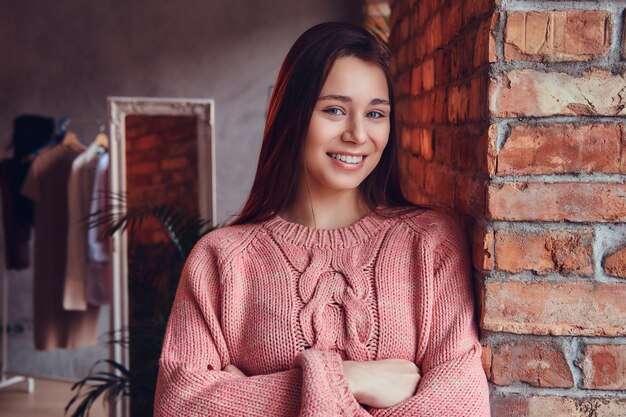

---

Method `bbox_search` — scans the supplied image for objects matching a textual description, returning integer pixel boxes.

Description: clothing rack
[0,115,110,393]
[0,236,34,393]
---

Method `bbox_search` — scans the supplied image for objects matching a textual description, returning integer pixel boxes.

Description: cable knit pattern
[154,207,490,416]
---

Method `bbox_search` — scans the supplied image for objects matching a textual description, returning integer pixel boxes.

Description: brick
[442,3,462,45]
[407,155,427,184]
[400,127,411,151]
[498,124,626,175]
[490,68,626,117]
[456,176,487,218]
[447,84,469,123]
[398,43,408,71]
[603,246,626,279]
[410,65,422,96]
[491,395,626,417]
[579,344,626,390]
[481,344,492,379]
[504,11,611,62]
[474,17,492,67]
[168,139,198,157]
[451,131,483,171]
[150,115,195,132]
[421,129,433,160]
[126,149,159,166]
[489,13,498,63]
[473,225,494,271]
[396,71,410,96]
[134,133,162,151]
[426,12,442,53]
[399,15,410,42]
[487,182,626,222]
[483,125,498,176]
[397,98,409,123]
[494,229,594,275]
[434,131,453,166]
[473,135,492,176]
[433,89,447,123]
[131,162,159,175]
[161,156,188,170]
[398,151,410,180]
[469,75,487,121]
[434,50,450,88]
[423,165,456,206]
[408,128,422,155]
[422,58,435,91]
[491,340,574,388]
[463,0,491,25]
[483,281,626,336]
[413,93,435,124]
[451,41,471,81]
[403,177,430,207]
[390,54,398,76]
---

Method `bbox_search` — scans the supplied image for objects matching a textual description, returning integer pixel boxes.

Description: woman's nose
[342,117,367,144]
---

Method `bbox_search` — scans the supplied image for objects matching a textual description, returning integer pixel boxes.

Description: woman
[154,22,490,416]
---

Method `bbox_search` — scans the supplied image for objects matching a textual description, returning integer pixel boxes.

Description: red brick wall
[388,0,626,414]
[125,115,200,413]
[125,114,199,243]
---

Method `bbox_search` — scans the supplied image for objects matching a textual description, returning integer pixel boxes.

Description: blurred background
[4,0,625,416]
[0,0,387,415]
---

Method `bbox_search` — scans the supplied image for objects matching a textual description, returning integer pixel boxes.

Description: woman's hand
[342,359,421,408]
[223,359,421,408]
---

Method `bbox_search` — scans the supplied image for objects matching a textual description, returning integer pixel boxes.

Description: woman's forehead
[320,56,389,101]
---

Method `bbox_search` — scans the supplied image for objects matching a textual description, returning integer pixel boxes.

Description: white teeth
[329,153,364,164]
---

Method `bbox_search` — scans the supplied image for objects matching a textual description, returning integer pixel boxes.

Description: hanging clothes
[86,151,111,306]
[21,139,100,351]
[0,115,55,270]
[64,136,111,311]
[0,159,33,270]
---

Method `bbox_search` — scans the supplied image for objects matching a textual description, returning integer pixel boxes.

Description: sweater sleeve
[365,215,490,417]
[154,237,365,417]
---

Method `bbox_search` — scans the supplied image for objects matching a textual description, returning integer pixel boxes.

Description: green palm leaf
[67,193,225,416]
[84,192,219,259]
[65,359,130,417]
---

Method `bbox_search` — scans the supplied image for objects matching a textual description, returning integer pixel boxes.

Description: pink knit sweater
[154,207,490,416]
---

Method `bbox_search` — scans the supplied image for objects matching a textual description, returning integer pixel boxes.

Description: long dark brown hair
[230,22,418,226]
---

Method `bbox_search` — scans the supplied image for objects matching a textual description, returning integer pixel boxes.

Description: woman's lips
[326,152,367,170]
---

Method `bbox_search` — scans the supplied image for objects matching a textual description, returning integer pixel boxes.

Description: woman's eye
[323,108,345,116]
[367,111,385,119]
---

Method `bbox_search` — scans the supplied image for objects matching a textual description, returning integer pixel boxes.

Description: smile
[327,153,365,164]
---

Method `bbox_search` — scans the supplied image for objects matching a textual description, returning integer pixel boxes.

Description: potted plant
[65,194,219,417]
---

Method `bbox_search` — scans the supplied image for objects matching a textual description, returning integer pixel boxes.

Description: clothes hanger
[92,122,109,155]
[62,130,81,147]
[93,133,109,152]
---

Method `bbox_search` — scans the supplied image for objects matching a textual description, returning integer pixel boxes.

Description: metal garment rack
[0,116,108,393]
[0,233,34,392]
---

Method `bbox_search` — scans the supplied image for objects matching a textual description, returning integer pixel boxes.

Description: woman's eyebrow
[318,94,390,106]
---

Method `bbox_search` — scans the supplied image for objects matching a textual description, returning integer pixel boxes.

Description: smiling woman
[154,22,490,417]
[298,56,391,205]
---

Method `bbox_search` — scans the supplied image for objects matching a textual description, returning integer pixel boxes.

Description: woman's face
[302,55,390,196]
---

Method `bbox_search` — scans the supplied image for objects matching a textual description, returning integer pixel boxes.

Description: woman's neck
[278,189,371,230]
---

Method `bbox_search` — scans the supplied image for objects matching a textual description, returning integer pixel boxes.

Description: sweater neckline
[262,206,390,249]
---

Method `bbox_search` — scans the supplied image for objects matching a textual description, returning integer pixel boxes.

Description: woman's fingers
[223,364,247,377]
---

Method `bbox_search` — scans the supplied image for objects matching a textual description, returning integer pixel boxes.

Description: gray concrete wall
[0,0,361,379]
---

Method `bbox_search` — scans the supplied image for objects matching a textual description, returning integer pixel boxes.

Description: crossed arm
[154,228,490,416]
